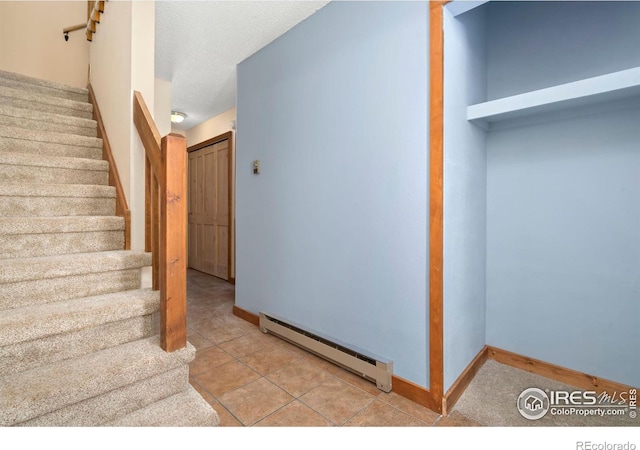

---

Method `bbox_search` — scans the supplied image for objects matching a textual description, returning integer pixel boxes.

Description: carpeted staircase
[0,70,219,427]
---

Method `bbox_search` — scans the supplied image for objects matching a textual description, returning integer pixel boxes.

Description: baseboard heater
[259,312,393,392]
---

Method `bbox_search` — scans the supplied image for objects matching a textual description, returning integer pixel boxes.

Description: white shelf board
[467,67,640,127]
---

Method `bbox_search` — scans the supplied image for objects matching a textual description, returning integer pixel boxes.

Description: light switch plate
[253,160,260,174]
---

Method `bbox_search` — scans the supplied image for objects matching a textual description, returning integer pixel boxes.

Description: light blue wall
[235,1,430,386]
[486,108,640,387]
[442,5,487,392]
[486,1,640,100]
[485,1,640,387]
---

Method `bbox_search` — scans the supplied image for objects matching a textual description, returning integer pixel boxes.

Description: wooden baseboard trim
[442,345,489,415]
[487,346,638,393]
[230,307,637,412]
[391,375,441,413]
[232,305,443,413]
[232,305,260,327]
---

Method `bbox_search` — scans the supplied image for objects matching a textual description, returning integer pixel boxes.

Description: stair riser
[0,125,100,149]
[0,230,123,259]
[0,164,108,185]
[0,114,97,137]
[0,269,142,310]
[0,71,215,428]
[0,136,102,160]
[0,95,92,120]
[0,77,88,103]
[0,197,115,217]
[105,386,220,427]
[0,316,153,377]
[17,367,189,427]
[0,337,195,426]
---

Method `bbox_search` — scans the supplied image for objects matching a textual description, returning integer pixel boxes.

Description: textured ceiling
[155,0,330,131]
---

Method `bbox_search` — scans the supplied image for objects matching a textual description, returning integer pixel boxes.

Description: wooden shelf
[467,67,640,127]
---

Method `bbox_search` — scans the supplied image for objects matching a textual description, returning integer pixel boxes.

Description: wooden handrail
[64,1,106,42]
[63,23,86,34]
[132,91,164,186]
[133,91,188,352]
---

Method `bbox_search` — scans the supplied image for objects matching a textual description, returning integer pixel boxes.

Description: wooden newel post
[160,133,188,352]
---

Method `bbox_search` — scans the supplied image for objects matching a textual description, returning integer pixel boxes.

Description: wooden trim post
[160,134,188,352]
[428,0,448,414]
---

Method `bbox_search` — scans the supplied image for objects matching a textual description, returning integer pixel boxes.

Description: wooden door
[188,138,229,280]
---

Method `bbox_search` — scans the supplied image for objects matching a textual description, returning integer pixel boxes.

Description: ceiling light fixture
[171,111,187,124]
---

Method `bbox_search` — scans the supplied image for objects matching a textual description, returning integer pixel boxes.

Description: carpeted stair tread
[0,183,114,198]
[104,385,220,427]
[0,69,88,100]
[0,315,153,378]
[0,152,109,185]
[0,216,125,258]
[0,250,151,284]
[0,152,107,172]
[0,228,123,258]
[0,183,116,217]
[0,135,103,160]
[0,216,123,234]
[0,85,92,119]
[0,336,196,426]
[0,69,218,427]
[0,94,93,120]
[1,269,144,311]
[0,124,101,148]
[0,288,159,348]
[17,367,189,427]
[0,104,96,137]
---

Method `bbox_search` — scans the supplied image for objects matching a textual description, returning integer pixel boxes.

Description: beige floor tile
[187,331,215,351]
[335,369,384,397]
[240,344,302,376]
[266,358,334,397]
[299,377,376,425]
[377,391,441,425]
[435,410,481,427]
[218,377,294,426]
[218,334,271,358]
[303,352,344,375]
[191,360,260,397]
[189,345,235,376]
[345,399,428,426]
[190,379,243,426]
[266,335,318,358]
[194,321,255,344]
[255,400,334,426]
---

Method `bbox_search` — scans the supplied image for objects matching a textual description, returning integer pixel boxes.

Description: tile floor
[186,269,476,427]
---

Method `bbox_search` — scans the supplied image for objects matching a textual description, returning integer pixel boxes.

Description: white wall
[185,108,236,147]
[236,2,429,386]
[89,0,155,252]
[0,1,89,88]
[154,78,172,137]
